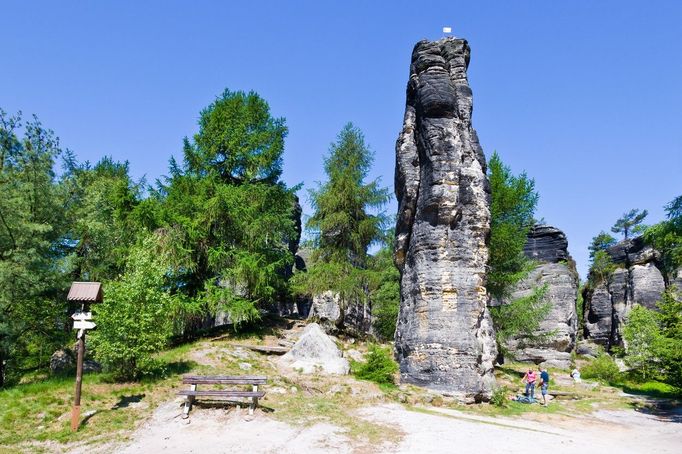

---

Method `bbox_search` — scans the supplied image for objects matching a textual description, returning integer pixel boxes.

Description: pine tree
[294,123,389,313]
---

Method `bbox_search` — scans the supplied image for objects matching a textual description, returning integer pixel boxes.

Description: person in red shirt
[521,368,537,399]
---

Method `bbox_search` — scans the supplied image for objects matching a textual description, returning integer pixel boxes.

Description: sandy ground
[87,399,681,454]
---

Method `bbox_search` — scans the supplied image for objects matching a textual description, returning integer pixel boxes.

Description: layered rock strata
[394,37,496,402]
[497,225,578,369]
[583,237,667,347]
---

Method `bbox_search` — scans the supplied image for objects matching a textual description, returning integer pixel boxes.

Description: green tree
[0,110,69,386]
[644,195,682,278]
[486,151,539,299]
[588,250,617,286]
[293,123,389,322]
[61,157,143,282]
[367,229,400,340]
[623,304,661,381]
[589,231,617,260]
[156,89,299,328]
[183,89,286,184]
[611,208,648,240]
[90,235,177,381]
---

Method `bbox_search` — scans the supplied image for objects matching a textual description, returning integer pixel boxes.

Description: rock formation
[279,323,350,374]
[583,236,667,347]
[308,291,373,336]
[393,37,496,402]
[495,225,578,369]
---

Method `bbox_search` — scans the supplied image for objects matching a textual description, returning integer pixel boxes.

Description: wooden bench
[178,375,266,418]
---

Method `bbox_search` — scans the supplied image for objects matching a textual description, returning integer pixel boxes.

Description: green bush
[581,354,621,382]
[90,236,177,381]
[352,344,398,386]
[490,386,509,407]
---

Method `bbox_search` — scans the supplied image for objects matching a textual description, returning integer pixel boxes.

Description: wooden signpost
[66,282,102,432]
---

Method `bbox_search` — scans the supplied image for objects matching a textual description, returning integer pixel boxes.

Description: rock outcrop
[308,291,372,336]
[393,37,496,402]
[497,225,578,369]
[583,236,667,347]
[279,323,350,374]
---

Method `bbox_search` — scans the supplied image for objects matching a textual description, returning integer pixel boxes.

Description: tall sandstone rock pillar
[394,38,496,402]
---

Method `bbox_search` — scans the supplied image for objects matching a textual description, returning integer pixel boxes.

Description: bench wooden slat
[182,376,267,385]
[178,390,265,398]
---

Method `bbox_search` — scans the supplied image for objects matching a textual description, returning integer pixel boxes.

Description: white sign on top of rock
[278,323,350,375]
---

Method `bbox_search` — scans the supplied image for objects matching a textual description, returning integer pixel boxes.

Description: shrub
[581,354,621,382]
[490,386,509,407]
[352,344,398,386]
[90,236,176,381]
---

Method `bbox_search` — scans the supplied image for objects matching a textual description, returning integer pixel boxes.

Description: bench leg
[182,384,197,419]
[250,385,258,416]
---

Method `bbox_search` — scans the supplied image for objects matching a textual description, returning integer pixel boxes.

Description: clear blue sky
[2,1,681,278]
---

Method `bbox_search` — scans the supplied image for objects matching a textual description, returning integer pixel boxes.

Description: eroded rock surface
[499,225,578,369]
[584,237,668,348]
[393,37,496,402]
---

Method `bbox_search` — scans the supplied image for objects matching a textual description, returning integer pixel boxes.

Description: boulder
[50,349,75,374]
[279,323,349,375]
[394,37,496,402]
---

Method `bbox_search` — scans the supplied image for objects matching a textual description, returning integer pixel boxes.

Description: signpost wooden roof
[67,282,103,304]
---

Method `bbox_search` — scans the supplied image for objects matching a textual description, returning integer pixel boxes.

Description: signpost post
[66,282,102,432]
[71,311,96,431]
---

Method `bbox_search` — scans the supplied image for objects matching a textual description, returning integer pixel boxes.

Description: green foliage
[154,90,299,329]
[487,151,539,299]
[490,285,551,357]
[611,208,648,240]
[581,354,621,382]
[622,305,660,381]
[183,89,286,183]
[294,123,388,316]
[367,241,400,340]
[490,386,509,407]
[352,344,398,385]
[622,289,682,389]
[588,250,617,286]
[576,282,585,334]
[90,236,177,381]
[61,157,143,281]
[0,110,70,386]
[644,195,682,277]
[588,231,617,260]
[307,123,388,267]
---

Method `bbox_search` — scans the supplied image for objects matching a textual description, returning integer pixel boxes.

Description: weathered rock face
[278,323,350,375]
[523,225,570,263]
[499,225,578,369]
[393,37,496,402]
[308,291,372,336]
[583,236,667,348]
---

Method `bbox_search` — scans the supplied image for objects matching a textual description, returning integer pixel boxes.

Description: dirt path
[94,399,681,454]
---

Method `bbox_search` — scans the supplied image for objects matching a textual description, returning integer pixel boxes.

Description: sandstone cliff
[583,236,667,347]
[496,225,578,369]
[394,37,496,402]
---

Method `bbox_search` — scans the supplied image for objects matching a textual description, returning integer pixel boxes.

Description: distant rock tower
[394,38,496,402]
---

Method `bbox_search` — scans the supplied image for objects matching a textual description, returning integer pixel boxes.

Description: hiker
[539,368,550,406]
[521,368,537,399]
